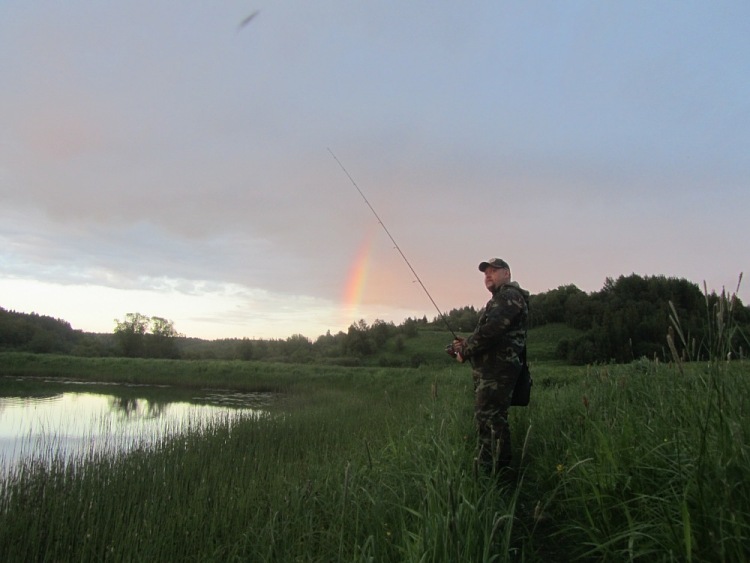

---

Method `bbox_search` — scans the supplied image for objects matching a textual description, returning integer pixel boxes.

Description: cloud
[1,1,749,340]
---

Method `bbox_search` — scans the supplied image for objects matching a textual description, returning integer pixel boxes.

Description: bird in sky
[237,10,259,31]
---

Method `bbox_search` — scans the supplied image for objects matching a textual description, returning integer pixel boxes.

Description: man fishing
[447,258,529,475]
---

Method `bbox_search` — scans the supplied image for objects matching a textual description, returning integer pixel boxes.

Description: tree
[148,316,181,359]
[437,306,480,332]
[529,284,585,327]
[314,330,347,358]
[344,319,373,357]
[0,308,80,354]
[370,319,394,350]
[284,334,313,362]
[236,338,254,361]
[114,313,150,357]
[400,318,419,338]
[150,317,178,338]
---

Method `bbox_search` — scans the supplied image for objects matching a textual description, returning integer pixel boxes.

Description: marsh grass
[513,360,749,561]
[512,280,750,562]
[2,291,750,561]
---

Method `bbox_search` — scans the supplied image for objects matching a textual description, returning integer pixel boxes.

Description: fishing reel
[446,338,467,363]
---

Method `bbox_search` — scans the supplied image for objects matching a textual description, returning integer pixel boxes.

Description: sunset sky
[2,1,748,340]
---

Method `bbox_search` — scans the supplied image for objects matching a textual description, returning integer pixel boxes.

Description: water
[0,376,272,475]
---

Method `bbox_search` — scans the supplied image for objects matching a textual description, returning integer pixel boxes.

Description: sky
[1,1,748,341]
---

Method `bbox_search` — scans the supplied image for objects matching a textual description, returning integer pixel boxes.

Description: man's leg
[475,366,519,472]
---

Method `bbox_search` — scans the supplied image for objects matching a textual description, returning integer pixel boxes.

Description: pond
[0,376,273,476]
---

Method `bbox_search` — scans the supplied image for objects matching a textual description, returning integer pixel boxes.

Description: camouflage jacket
[462,281,529,372]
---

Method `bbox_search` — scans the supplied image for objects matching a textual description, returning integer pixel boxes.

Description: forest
[1,273,748,366]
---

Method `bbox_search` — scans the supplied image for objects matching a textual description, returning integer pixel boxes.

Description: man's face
[483,266,509,292]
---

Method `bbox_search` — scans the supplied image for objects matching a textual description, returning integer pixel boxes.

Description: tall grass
[2,368,527,561]
[1,287,749,561]
[511,278,750,562]
[512,360,750,561]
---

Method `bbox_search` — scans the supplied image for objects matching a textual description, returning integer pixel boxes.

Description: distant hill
[0,307,116,356]
[2,273,747,365]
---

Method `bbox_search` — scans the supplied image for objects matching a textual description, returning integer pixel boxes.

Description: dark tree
[114,313,150,357]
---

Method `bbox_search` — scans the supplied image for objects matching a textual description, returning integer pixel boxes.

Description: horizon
[3,270,745,342]
[2,2,748,340]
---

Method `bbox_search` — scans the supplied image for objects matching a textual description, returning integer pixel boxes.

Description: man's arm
[460,288,524,358]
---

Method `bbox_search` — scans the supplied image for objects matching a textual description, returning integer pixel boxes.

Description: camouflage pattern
[460,281,529,471]
[474,364,519,469]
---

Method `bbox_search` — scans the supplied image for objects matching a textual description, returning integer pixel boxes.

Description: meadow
[1,348,748,562]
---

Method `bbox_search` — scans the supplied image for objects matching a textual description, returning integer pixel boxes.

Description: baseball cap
[478,258,509,272]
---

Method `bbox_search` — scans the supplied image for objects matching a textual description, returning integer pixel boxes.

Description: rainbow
[343,227,376,313]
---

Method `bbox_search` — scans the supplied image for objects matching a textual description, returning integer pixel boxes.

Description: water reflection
[0,376,272,475]
[108,396,168,419]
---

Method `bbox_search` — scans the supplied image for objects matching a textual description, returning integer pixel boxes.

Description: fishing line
[328,148,457,338]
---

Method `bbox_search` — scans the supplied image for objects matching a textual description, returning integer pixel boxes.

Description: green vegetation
[0,274,750,367]
[530,274,750,364]
[3,274,749,366]
[1,275,748,560]
[2,357,748,561]
[523,323,583,363]
[0,320,569,387]
[113,312,181,359]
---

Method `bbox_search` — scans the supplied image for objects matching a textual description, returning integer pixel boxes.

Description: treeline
[425,275,749,364]
[0,307,434,366]
[0,309,183,359]
[178,318,431,367]
[1,274,747,365]
[524,274,749,364]
[0,308,84,355]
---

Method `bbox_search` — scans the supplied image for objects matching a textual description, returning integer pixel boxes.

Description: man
[447,258,529,474]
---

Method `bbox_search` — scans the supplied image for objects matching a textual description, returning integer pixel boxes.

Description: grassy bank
[0,351,399,395]
[1,352,749,561]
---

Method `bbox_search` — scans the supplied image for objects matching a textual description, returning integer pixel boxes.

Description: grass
[524,323,584,363]
[517,360,750,561]
[2,358,749,561]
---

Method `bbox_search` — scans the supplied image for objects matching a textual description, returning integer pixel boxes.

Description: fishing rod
[328,148,458,339]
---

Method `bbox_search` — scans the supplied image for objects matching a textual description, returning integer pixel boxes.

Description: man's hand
[446,338,466,363]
